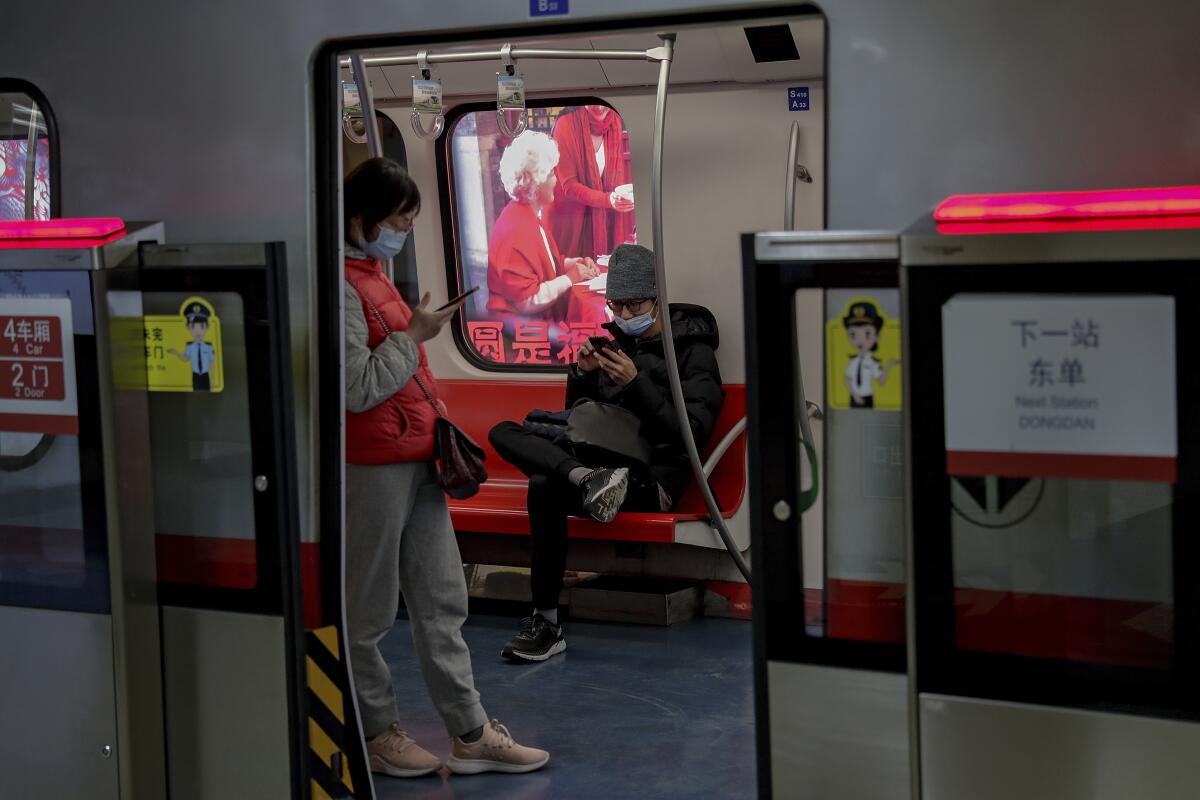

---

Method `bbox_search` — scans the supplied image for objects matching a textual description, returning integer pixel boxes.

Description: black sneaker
[502,614,566,662]
[581,467,629,523]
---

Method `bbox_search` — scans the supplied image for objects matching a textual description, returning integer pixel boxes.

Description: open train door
[138,243,312,799]
[743,231,912,799]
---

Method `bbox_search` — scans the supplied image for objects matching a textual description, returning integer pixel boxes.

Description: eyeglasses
[606,298,655,314]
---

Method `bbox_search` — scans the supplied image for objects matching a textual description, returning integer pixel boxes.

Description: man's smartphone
[587,335,618,353]
[436,286,479,311]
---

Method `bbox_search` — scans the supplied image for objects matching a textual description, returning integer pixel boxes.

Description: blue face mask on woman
[614,305,658,337]
[360,226,408,261]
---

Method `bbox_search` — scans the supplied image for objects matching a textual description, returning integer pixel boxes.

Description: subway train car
[2,1,1200,799]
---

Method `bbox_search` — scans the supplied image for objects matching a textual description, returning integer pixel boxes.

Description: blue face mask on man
[360,226,408,261]
[614,304,658,337]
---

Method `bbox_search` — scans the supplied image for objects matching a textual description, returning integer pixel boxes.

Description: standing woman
[545,104,636,260]
[343,157,548,778]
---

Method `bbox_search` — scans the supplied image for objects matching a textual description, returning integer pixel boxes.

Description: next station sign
[942,294,1177,482]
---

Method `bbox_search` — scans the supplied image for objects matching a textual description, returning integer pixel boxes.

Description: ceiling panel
[358,15,824,102]
[716,17,824,83]
[591,29,733,88]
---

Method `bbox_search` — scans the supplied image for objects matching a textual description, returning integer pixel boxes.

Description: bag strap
[363,295,444,420]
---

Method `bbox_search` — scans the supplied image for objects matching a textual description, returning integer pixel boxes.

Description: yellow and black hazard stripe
[307,626,356,799]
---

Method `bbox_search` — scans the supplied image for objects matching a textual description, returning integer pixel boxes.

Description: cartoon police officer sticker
[167,301,217,390]
[825,296,902,411]
[144,297,223,393]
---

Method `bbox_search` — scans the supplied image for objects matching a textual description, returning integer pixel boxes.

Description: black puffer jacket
[565,303,725,503]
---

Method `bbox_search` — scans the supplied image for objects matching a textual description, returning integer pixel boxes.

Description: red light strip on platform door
[934,186,1200,222]
[0,218,127,240]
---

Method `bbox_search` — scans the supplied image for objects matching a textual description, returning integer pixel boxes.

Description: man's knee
[487,420,522,453]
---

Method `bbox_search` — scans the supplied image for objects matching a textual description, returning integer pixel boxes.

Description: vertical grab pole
[782,120,819,450]
[650,33,751,582]
[784,121,800,231]
[349,54,393,279]
[24,107,39,219]
[349,55,382,159]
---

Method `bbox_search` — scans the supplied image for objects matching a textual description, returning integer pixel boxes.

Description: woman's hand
[597,347,637,386]
[565,257,601,283]
[406,292,463,344]
[575,339,603,373]
[609,191,635,213]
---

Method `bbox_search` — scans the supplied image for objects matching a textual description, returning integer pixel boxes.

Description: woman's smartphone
[436,286,479,311]
[587,335,618,353]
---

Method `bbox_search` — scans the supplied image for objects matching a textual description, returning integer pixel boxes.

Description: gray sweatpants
[345,461,487,739]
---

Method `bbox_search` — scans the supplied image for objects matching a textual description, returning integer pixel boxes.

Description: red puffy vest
[344,256,441,464]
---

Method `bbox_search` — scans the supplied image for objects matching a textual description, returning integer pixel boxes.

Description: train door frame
[901,218,1200,799]
[312,6,827,795]
[742,231,910,799]
[136,242,310,797]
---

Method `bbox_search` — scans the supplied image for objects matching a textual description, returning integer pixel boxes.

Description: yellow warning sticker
[825,295,902,411]
[144,297,223,393]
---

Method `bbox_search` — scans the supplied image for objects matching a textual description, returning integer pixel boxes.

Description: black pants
[193,371,211,391]
[489,421,659,610]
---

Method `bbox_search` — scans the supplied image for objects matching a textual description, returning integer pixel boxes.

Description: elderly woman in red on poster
[545,104,635,261]
[486,130,601,327]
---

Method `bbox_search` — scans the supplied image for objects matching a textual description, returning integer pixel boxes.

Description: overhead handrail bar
[339,46,669,70]
[411,50,445,140]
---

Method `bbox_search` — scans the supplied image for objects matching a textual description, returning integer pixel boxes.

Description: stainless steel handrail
[23,107,38,220]
[349,55,382,159]
[785,121,800,231]
[649,34,751,582]
[339,46,669,70]
[703,417,747,478]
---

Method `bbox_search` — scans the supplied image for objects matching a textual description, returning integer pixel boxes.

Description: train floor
[370,611,755,799]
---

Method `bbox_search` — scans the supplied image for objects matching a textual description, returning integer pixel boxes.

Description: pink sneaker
[446,719,549,775]
[366,723,442,778]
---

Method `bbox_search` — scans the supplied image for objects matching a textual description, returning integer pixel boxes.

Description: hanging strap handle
[362,297,443,419]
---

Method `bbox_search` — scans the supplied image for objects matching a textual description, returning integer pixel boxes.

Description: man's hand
[597,347,637,386]
[575,339,603,373]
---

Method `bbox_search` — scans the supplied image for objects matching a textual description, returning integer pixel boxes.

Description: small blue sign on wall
[788,86,810,112]
[530,0,569,16]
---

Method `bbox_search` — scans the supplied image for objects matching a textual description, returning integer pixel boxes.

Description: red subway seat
[439,381,746,543]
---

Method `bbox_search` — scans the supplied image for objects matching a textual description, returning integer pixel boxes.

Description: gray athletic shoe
[581,467,629,523]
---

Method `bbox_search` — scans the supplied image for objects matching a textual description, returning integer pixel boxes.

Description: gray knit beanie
[605,244,657,301]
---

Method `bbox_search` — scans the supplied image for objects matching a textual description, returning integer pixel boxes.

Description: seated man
[488,243,725,662]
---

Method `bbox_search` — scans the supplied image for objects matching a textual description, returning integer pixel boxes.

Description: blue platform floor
[371,612,756,800]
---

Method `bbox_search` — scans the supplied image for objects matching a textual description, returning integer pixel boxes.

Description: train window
[0,82,57,221]
[442,101,635,369]
[950,475,1173,669]
[147,291,262,593]
[906,264,1200,717]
